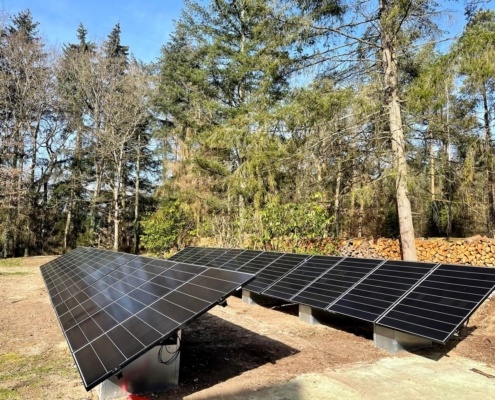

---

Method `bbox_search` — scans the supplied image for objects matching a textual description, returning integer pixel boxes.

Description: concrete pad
[214,354,495,400]
[374,324,432,353]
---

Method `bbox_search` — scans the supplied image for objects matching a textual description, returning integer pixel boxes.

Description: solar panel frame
[168,247,196,262]
[41,248,255,391]
[262,256,344,301]
[219,249,264,271]
[376,264,495,343]
[244,252,311,294]
[177,247,217,265]
[328,260,439,322]
[192,248,229,266]
[291,257,386,310]
[169,246,495,345]
[202,248,245,268]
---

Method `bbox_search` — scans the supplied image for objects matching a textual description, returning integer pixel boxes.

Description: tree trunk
[63,129,83,252]
[380,0,417,260]
[334,158,342,237]
[113,148,124,251]
[133,133,141,254]
[89,164,102,246]
[482,83,495,236]
[63,208,72,253]
[429,128,435,201]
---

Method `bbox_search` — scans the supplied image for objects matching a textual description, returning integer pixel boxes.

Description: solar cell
[180,247,217,264]
[202,248,244,268]
[220,249,263,270]
[42,248,134,308]
[262,255,338,301]
[376,264,495,343]
[168,247,195,262]
[236,251,283,275]
[193,248,229,266]
[244,253,308,294]
[41,248,254,391]
[328,260,437,322]
[291,257,383,310]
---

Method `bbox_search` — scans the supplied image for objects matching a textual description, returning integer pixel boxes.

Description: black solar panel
[377,264,495,343]
[41,248,254,391]
[168,246,495,346]
[236,251,283,274]
[193,248,229,266]
[245,253,308,294]
[179,247,216,264]
[262,255,339,301]
[168,246,196,262]
[220,249,263,271]
[42,248,135,308]
[204,249,244,268]
[291,257,383,310]
[328,260,438,322]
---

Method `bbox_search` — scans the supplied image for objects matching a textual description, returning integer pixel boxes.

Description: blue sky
[1,1,492,63]
[1,0,185,63]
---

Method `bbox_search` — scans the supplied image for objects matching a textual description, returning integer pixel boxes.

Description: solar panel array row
[41,248,254,391]
[169,247,495,344]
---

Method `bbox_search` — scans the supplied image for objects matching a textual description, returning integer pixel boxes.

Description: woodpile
[338,236,495,267]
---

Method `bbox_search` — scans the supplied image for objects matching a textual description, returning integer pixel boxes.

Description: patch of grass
[0,351,76,393]
[0,272,29,277]
[0,259,21,268]
[0,388,18,400]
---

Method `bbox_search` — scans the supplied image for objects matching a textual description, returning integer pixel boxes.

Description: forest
[1,0,495,261]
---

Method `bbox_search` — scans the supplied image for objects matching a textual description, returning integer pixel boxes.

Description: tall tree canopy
[2,2,495,258]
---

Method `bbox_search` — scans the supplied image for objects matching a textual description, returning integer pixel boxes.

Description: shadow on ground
[266,299,481,361]
[416,325,478,361]
[157,313,298,399]
[268,301,374,341]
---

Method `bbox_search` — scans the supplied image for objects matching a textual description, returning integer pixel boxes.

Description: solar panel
[291,257,383,310]
[42,248,135,308]
[244,253,308,294]
[236,251,283,274]
[168,247,196,262]
[41,248,254,391]
[193,248,229,266]
[170,247,495,346]
[376,264,495,343]
[219,249,263,271]
[262,255,339,301]
[328,260,438,322]
[203,248,244,268]
[178,247,217,264]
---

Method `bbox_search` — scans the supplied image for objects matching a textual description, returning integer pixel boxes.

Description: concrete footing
[299,304,322,325]
[97,333,181,399]
[242,290,280,306]
[374,325,432,353]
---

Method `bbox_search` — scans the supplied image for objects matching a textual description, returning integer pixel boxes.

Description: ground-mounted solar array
[376,264,495,343]
[40,248,255,391]
[328,260,438,322]
[169,247,495,345]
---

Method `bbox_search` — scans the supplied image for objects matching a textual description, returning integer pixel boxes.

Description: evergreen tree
[455,10,495,236]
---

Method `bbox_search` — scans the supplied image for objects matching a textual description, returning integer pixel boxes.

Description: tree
[455,10,495,236]
[0,10,58,256]
[155,0,293,246]
[276,0,448,259]
[57,23,96,251]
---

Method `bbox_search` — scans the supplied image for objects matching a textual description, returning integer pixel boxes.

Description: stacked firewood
[337,236,495,266]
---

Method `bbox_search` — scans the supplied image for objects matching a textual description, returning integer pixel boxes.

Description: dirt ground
[1,257,495,399]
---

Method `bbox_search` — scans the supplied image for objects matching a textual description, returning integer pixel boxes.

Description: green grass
[0,259,21,268]
[0,351,76,398]
[0,388,18,400]
[0,272,28,277]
